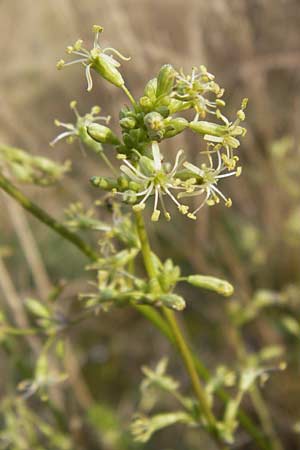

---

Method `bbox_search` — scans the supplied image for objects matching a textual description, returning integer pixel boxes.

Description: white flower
[119,142,189,221]
[179,147,242,220]
[57,25,130,91]
[50,101,110,148]
[173,66,224,119]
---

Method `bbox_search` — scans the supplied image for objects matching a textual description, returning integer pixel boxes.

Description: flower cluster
[54,25,247,221]
[173,65,225,119]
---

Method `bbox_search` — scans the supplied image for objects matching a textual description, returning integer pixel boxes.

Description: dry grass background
[0,0,300,449]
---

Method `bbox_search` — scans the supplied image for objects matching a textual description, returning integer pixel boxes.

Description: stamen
[153,187,159,211]
[169,149,184,177]
[164,187,180,207]
[55,121,75,131]
[210,184,228,203]
[70,101,80,119]
[71,50,89,58]
[132,183,153,211]
[50,131,76,147]
[158,188,171,221]
[191,191,210,215]
[62,58,87,67]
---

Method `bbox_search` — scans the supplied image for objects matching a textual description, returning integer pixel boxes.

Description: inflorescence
[54,25,247,221]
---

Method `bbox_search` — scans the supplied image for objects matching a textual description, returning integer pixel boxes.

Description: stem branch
[0,173,98,261]
[134,211,220,438]
[0,174,269,449]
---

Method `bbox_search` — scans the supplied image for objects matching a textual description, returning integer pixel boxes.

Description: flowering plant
[0,25,286,450]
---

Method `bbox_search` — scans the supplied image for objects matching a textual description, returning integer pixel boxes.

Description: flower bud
[119,117,137,129]
[87,123,120,145]
[90,176,118,190]
[156,64,176,98]
[122,190,137,204]
[164,117,188,138]
[139,96,154,111]
[117,175,129,190]
[159,294,186,311]
[168,99,191,114]
[155,105,170,118]
[189,121,228,137]
[187,275,234,297]
[144,112,165,140]
[144,78,158,101]
[78,127,103,153]
[90,48,125,88]
[144,112,164,132]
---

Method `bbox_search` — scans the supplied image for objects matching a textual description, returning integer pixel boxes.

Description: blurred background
[0,0,300,449]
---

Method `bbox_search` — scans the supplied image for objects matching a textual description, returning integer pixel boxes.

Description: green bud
[90,48,124,88]
[144,78,158,101]
[164,117,188,138]
[119,117,137,129]
[90,176,118,190]
[117,175,129,190]
[156,64,176,98]
[158,259,181,292]
[187,275,234,297]
[159,294,186,311]
[168,99,191,114]
[123,133,135,148]
[128,181,141,192]
[189,121,228,137]
[87,123,120,145]
[155,105,170,118]
[78,126,103,153]
[139,96,153,111]
[144,112,164,131]
[119,106,131,119]
[123,190,137,204]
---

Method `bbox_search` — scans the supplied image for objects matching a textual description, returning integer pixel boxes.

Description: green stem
[0,174,269,449]
[99,151,118,176]
[0,173,98,262]
[121,84,137,107]
[162,307,217,428]
[228,323,283,450]
[134,211,220,438]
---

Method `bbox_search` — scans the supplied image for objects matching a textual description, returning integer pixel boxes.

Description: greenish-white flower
[50,101,110,151]
[173,66,224,119]
[179,147,242,219]
[119,141,189,221]
[57,25,130,91]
